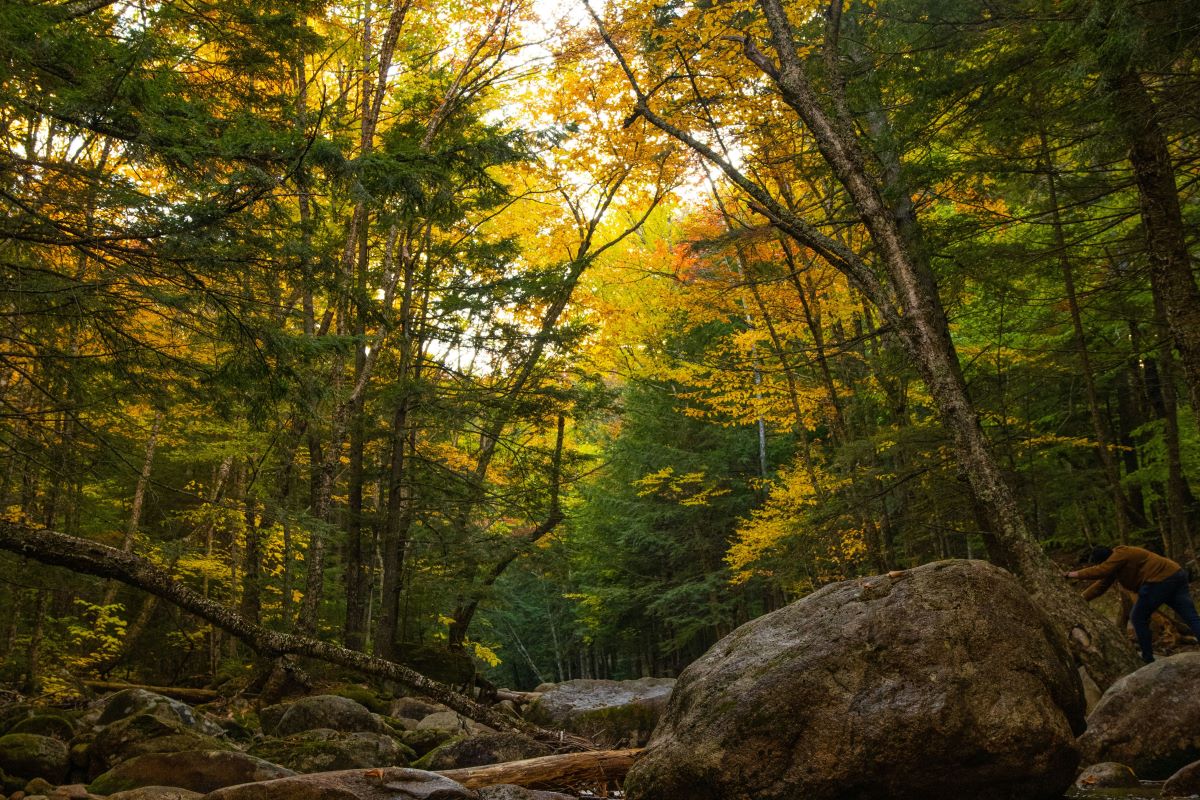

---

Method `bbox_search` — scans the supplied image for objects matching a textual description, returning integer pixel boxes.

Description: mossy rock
[258,696,385,738]
[417,732,552,771]
[88,750,294,795]
[323,685,390,715]
[97,691,218,734]
[248,729,413,773]
[0,705,37,736]
[525,678,674,747]
[0,733,70,783]
[10,715,77,742]
[395,728,458,758]
[410,736,464,771]
[89,714,228,777]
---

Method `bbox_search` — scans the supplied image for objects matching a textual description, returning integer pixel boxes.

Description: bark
[25,589,49,693]
[0,520,585,747]
[436,748,642,791]
[297,0,413,634]
[1148,300,1197,561]
[1109,71,1200,417]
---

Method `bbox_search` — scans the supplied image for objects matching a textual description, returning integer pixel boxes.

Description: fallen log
[82,680,220,704]
[437,748,642,790]
[495,689,541,704]
[0,520,582,748]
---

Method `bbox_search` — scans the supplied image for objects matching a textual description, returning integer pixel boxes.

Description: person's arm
[1081,577,1115,601]
[1068,551,1127,581]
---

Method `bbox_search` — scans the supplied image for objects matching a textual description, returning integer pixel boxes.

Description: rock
[88,714,228,776]
[417,733,552,772]
[325,686,390,716]
[23,780,54,796]
[9,718,75,743]
[382,718,417,733]
[1164,760,1200,798]
[1073,762,1140,790]
[395,730,456,759]
[414,713,466,734]
[0,735,71,784]
[624,560,1086,800]
[88,751,294,795]
[199,768,476,800]
[476,787,573,800]
[526,679,674,747]
[1078,653,1200,780]
[97,693,222,738]
[247,729,414,773]
[259,696,386,737]
[388,700,445,723]
[106,788,202,800]
[47,784,92,800]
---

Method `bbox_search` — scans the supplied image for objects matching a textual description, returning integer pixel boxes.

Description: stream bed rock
[526,679,673,748]
[1078,653,1200,780]
[624,559,1086,800]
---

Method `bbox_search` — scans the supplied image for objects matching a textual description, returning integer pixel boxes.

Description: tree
[586,0,1141,685]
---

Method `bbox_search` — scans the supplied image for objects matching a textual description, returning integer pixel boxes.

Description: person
[1065,545,1200,663]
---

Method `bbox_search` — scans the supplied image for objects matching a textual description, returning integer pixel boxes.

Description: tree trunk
[1109,71,1200,417]
[752,0,1139,686]
[591,0,1140,685]
[102,412,162,607]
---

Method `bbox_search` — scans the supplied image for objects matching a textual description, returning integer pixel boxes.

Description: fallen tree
[0,520,586,748]
[437,748,642,790]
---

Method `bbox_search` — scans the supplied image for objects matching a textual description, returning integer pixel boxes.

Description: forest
[0,0,1198,796]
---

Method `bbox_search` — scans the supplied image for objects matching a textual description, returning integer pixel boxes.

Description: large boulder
[0,734,70,783]
[525,679,674,747]
[88,751,294,795]
[199,767,476,800]
[1164,760,1200,798]
[97,692,222,737]
[259,696,386,737]
[248,729,414,773]
[624,560,1086,800]
[88,713,229,776]
[1078,653,1200,779]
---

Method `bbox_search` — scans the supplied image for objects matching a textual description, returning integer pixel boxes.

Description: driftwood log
[0,520,582,747]
[437,748,642,790]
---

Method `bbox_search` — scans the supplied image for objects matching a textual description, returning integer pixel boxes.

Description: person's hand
[1063,571,1077,579]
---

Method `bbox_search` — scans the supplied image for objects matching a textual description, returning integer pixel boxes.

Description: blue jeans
[1132,570,1200,662]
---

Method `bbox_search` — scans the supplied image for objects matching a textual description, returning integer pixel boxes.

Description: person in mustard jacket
[1066,545,1200,663]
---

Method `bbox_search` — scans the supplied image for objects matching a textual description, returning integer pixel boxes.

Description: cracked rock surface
[624,559,1086,800]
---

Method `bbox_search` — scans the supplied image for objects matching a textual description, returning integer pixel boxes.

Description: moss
[88,770,139,795]
[10,715,77,741]
[324,685,389,715]
[396,728,456,758]
[409,736,465,771]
